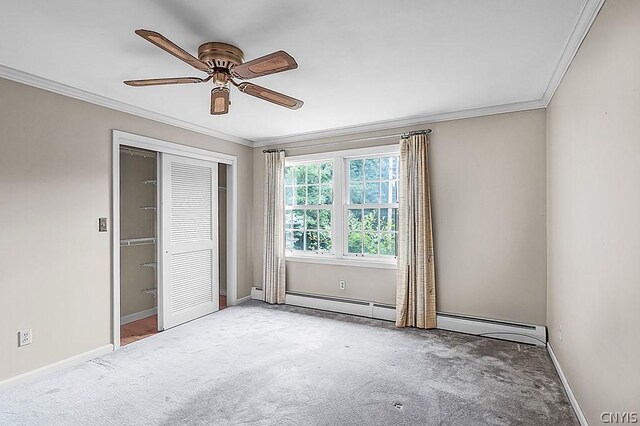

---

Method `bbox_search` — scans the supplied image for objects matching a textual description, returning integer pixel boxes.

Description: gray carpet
[0,301,577,425]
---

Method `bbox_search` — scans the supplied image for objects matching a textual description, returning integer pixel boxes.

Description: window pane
[364,158,380,180]
[349,159,363,181]
[284,166,294,185]
[319,231,332,251]
[363,233,379,255]
[320,162,333,183]
[319,209,331,230]
[380,157,390,180]
[320,185,333,204]
[379,208,398,232]
[348,209,363,230]
[285,186,294,206]
[380,233,396,256]
[295,186,306,205]
[381,156,399,180]
[350,183,364,204]
[364,182,380,203]
[305,209,318,229]
[292,231,304,250]
[348,232,363,253]
[305,231,318,251]
[379,208,390,231]
[380,181,391,203]
[307,185,319,205]
[363,208,379,231]
[391,208,398,231]
[285,231,293,250]
[307,164,319,184]
[292,209,304,229]
[285,210,293,229]
[295,165,306,185]
[390,180,398,203]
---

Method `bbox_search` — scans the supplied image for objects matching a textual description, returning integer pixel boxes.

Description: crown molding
[253,98,545,147]
[0,64,253,147]
[541,0,605,106]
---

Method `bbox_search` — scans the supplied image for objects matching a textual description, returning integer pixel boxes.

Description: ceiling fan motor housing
[198,42,244,71]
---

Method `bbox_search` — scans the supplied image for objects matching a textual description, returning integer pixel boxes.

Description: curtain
[263,151,286,304]
[396,133,436,328]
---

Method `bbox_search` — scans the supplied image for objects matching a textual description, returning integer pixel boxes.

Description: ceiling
[0,0,600,145]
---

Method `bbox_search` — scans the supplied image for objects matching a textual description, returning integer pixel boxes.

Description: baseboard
[250,287,545,346]
[547,343,588,426]
[0,344,114,390]
[235,294,252,304]
[120,307,157,325]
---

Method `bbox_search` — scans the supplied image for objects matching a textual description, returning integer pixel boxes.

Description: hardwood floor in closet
[120,296,228,346]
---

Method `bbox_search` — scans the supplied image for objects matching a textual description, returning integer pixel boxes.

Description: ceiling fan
[124,29,303,115]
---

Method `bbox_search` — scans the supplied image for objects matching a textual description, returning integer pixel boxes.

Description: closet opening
[112,130,238,351]
[119,146,159,346]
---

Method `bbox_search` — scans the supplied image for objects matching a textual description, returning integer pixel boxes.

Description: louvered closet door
[160,154,219,330]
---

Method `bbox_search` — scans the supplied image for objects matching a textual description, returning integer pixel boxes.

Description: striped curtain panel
[263,151,286,304]
[396,133,436,328]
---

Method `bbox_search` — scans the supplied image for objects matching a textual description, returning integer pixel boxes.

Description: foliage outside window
[284,161,334,254]
[346,156,399,257]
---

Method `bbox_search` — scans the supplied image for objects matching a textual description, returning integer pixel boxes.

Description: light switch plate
[98,217,108,232]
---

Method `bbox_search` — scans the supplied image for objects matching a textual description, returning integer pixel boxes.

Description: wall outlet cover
[19,329,32,347]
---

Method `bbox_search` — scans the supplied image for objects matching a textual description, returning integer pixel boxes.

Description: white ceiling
[0,0,598,145]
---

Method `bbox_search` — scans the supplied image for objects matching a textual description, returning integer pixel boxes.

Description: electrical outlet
[339,280,346,290]
[19,329,32,347]
[559,324,563,342]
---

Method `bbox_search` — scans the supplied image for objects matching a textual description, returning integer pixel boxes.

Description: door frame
[111,130,238,350]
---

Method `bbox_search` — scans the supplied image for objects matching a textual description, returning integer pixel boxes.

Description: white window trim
[284,144,400,269]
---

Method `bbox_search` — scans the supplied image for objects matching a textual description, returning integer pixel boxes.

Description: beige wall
[546,0,640,422]
[119,152,157,317]
[254,109,548,325]
[0,78,253,382]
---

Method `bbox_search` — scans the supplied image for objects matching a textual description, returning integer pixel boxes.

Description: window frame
[284,144,399,269]
[284,158,336,257]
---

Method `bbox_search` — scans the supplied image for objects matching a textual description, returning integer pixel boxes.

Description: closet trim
[111,130,239,350]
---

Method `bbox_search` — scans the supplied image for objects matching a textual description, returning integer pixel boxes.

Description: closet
[119,146,158,345]
[117,144,226,346]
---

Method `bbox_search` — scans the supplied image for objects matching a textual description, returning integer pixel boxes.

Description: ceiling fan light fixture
[211,87,230,115]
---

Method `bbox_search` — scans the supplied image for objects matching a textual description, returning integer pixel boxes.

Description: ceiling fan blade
[135,29,210,73]
[237,82,303,109]
[211,87,230,115]
[231,50,298,80]
[124,77,207,87]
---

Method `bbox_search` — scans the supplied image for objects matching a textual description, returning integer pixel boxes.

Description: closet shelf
[141,288,158,296]
[140,262,157,270]
[139,206,157,210]
[120,237,156,246]
[140,179,157,185]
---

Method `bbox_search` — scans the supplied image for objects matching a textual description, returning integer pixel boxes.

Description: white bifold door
[160,154,219,330]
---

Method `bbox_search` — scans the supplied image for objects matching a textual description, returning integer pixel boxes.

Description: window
[346,156,399,257]
[284,145,399,267]
[284,161,334,254]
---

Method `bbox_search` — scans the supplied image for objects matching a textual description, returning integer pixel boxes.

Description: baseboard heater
[250,287,546,346]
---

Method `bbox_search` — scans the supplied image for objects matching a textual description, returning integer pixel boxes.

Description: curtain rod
[401,129,432,139]
[263,129,433,153]
[262,148,286,153]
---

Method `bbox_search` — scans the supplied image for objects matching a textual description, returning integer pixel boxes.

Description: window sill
[285,255,397,270]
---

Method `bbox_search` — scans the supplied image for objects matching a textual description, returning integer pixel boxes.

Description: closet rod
[120,237,156,246]
[120,146,157,159]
